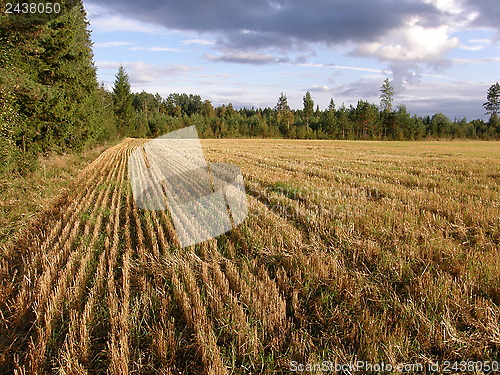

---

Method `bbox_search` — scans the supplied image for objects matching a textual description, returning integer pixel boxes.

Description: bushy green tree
[430,113,452,138]
[394,105,414,140]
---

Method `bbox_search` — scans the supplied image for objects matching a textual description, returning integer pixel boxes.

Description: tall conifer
[113,65,134,134]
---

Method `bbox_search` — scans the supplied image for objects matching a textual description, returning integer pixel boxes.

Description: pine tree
[328,98,336,112]
[484,82,500,118]
[113,65,134,134]
[303,91,314,130]
[380,78,395,112]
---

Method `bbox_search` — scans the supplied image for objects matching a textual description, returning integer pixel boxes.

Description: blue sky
[85,0,500,120]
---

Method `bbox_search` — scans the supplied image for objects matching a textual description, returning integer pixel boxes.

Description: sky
[84,0,500,120]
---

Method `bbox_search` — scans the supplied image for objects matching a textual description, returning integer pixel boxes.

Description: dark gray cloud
[204,53,289,65]
[398,80,489,120]
[462,0,500,33]
[335,78,380,99]
[90,0,440,51]
[326,78,488,120]
[400,97,486,120]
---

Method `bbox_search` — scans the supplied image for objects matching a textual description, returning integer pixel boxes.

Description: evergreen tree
[395,105,413,140]
[484,82,500,118]
[113,65,134,134]
[303,91,314,130]
[381,110,398,140]
[328,98,335,112]
[355,100,379,139]
[38,1,105,150]
[201,100,215,118]
[336,104,351,139]
[380,78,395,112]
[275,92,294,133]
[321,99,338,137]
[275,92,288,113]
[1,0,110,167]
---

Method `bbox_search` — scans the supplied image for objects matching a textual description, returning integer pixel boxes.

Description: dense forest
[1,0,499,176]
[0,0,114,175]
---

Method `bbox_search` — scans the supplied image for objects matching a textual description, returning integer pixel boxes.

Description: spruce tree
[37,0,105,151]
[113,65,134,134]
[321,99,338,137]
[275,92,293,132]
[1,0,108,166]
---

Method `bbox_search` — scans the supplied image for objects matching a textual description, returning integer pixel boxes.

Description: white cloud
[354,18,459,63]
[458,38,495,51]
[350,14,461,91]
[93,41,130,48]
[423,0,479,29]
[423,0,463,14]
[95,61,201,85]
[452,56,500,64]
[84,3,170,35]
[459,44,486,51]
[182,39,214,45]
[128,46,184,52]
[88,15,159,33]
[296,62,385,74]
[307,85,331,92]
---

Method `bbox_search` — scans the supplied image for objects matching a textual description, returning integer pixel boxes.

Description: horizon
[85,0,500,121]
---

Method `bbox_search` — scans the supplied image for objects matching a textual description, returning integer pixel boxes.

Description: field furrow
[0,138,499,373]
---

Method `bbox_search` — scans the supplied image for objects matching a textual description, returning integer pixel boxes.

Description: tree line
[113,70,500,141]
[1,0,499,177]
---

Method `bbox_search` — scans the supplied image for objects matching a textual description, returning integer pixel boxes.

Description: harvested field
[0,138,499,373]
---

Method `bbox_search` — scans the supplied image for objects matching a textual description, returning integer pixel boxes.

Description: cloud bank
[92,0,437,48]
[88,0,496,84]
